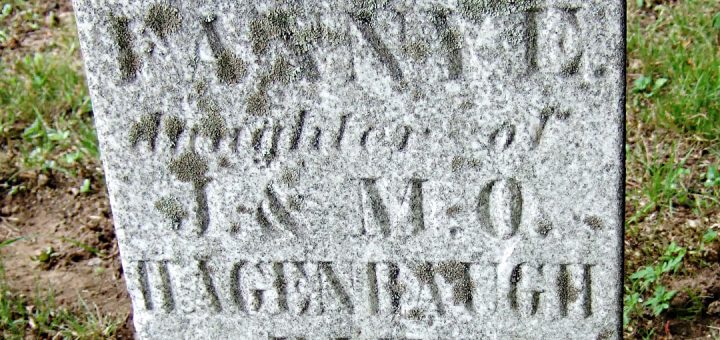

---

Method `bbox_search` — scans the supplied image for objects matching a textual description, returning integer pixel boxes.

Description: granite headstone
[73,0,625,338]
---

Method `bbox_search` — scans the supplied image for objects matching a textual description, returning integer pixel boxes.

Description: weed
[645,285,676,316]
[30,247,58,268]
[625,242,687,328]
[703,228,718,244]
[61,237,103,258]
[705,165,720,188]
[0,238,22,250]
[626,143,694,228]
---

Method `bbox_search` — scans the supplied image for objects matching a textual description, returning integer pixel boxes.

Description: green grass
[628,0,720,140]
[625,0,720,337]
[0,5,99,188]
[0,3,117,337]
[0,51,98,173]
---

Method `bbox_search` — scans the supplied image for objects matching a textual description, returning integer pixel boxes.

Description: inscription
[431,8,463,80]
[109,15,139,81]
[356,178,426,237]
[477,178,523,238]
[133,259,597,320]
[167,150,211,235]
[202,15,247,85]
[110,3,591,83]
[349,5,404,82]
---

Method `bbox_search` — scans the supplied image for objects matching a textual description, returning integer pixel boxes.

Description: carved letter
[357,178,426,237]
[477,178,523,238]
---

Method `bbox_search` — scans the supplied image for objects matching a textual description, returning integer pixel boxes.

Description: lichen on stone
[249,8,295,56]
[199,111,227,149]
[129,112,161,149]
[266,56,295,85]
[413,262,434,285]
[402,41,431,61]
[436,261,465,282]
[458,0,536,22]
[246,90,269,116]
[154,196,187,228]
[436,261,474,305]
[441,28,463,52]
[109,15,140,81]
[145,2,182,39]
[168,150,208,183]
[163,115,185,148]
[216,50,247,84]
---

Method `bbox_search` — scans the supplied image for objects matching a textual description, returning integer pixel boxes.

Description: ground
[0,0,131,338]
[1,0,720,339]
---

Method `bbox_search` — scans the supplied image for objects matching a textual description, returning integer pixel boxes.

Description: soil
[0,173,133,338]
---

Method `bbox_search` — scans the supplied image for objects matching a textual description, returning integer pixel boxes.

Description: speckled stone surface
[72,0,625,338]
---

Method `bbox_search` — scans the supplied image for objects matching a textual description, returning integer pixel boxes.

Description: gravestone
[72,0,625,338]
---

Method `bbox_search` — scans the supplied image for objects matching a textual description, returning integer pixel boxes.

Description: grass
[629,0,720,140]
[625,0,720,337]
[0,2,124,338]
[0,0,99,194]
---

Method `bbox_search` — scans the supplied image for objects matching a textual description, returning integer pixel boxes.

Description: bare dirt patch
[0,173,132,335]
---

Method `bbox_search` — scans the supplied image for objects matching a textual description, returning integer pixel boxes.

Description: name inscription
[134,259,594,320]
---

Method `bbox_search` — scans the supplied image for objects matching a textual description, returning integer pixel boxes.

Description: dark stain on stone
[535,218,553,237]
[129,112,161,150]
[145,3,181,39]
[154,196,187,229]
[168,150,211,235]
[508,263,521,311]
[202,15,247,85]
[110,15,140,81]
[163,115,185,149]
[218,156,230,168]
[407,308,423,320]
[596,329,613,340]
[199,111,227,151]
[446,204,462,217]
[584,216,603,230]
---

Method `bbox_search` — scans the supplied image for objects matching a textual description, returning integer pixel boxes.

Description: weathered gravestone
[73,0,625,338]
